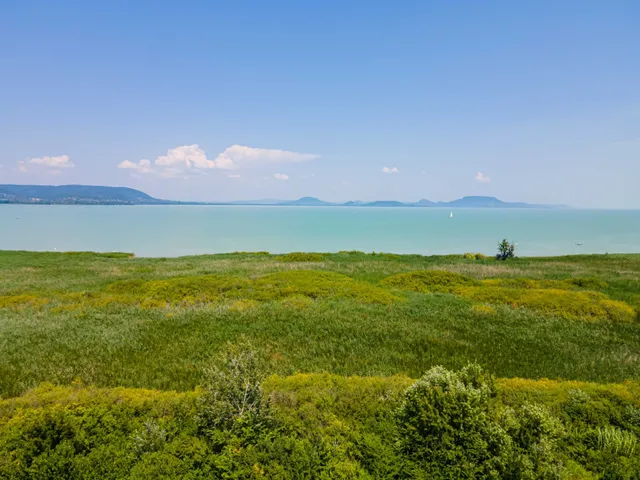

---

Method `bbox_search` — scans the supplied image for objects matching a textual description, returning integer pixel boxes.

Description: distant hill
[281,197,335,206]
[0,185,566,208]
[362,200,407,207]
[413,199,437,207]
[0,185,164,205]
[276,196,562,208]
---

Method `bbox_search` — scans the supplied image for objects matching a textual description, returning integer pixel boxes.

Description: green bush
[463,252,488,260]
[396,364,566,478]
[2,372,640,478]
[395,364,507,477]
[456,286,636,323]
[482,277,607,291]
[104,271,400,307]
[499,403,565,478]
[254,270,399,304]
[380,270,480,293]
[197,338,268,433]
[276,252,325,262]
[132,419,167,455]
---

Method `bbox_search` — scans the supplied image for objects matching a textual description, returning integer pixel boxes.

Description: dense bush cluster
[276,252,325,262]
[463,252,488,260]
[482,277,608,291]
[381,270,636,323]
[459,286,636,323]
[396,364,565,478]
[1,361,639,479]
[0,270,399,312]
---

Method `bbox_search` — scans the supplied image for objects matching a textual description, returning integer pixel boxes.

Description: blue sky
[1,1,638,207]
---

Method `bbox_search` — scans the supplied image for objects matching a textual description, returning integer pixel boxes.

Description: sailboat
[449,212,454,218]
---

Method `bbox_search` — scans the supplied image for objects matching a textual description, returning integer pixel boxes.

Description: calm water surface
[1,205,639,257]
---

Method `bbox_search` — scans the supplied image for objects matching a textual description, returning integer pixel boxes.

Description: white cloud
[382,167,399,174]
[228,174,241,178]
[475,172,491,183]
[215,145,319,169]
[274,173,289,180]
[28,155,74,169]
[17,154,74,173]
[118,159,153,173]
[155,145,218,169]
[119,144,318,178]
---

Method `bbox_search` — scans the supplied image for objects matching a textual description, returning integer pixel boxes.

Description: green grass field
[1,250,639,478]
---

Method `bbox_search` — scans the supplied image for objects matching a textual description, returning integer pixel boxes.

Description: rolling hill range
[0,184,565,208]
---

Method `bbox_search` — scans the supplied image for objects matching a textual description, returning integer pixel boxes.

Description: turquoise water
[1,205,639,257]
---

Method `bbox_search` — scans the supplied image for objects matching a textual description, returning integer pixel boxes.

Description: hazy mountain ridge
[0,185,566,208]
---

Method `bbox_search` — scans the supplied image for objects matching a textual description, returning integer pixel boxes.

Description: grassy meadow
[1,250,640,478]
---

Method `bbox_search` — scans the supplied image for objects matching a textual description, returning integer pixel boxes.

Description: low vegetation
[0,250,639,477]
[381,270,635,323]
[1,357,639,478]
[276,252,325,262]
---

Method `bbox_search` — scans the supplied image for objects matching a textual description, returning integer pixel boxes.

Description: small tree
[497,239,516,260]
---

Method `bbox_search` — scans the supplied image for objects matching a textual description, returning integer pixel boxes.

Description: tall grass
[0,251,638,399]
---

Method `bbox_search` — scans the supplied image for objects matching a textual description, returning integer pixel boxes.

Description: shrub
[497,239,516,260]
[132,420,167,455]
[483,278,542,289]
[499,403,565,478]
[456,286,636,323]
[254,270,399,305]
[600,299,637,323]
[395,364,508,477]
[103,271,398,307]
[482,277,608,291]
[276,252,325,262]
[464,252,487,260]
[197,338,268,433]
[380,270,480,293]
[396,364,566,478]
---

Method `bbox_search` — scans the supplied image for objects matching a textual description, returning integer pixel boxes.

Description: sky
[0,1,639,207]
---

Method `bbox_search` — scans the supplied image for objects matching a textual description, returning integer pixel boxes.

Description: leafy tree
[497,239,516,260]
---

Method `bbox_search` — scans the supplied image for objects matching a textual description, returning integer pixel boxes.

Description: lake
[1,205,639,257]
